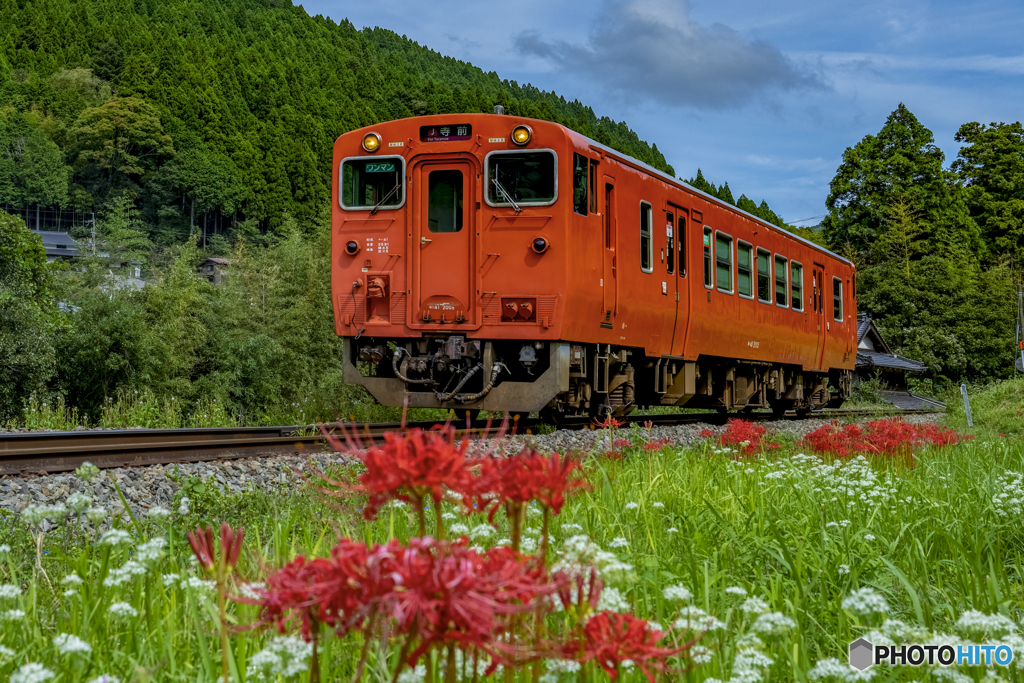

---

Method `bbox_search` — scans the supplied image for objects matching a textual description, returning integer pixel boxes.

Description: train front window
[428,170,463,233]
[486,151,556,206]
[340,157,404,210]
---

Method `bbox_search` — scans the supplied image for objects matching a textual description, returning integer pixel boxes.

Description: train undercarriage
[346,336,852,421]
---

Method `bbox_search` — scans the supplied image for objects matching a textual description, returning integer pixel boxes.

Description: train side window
[736,242,753,298]
[833,277,844,321]
[756,248,771,303]
[774,255,788,307]
[573,153,588,216]
[665,211,674,274]
[427,169,463,233]
[791,262,803,312]
[715,232,733,293]
[589,160,598,214]
[678,216,686,278]
[703,227,712,288]
[640,202,653,273]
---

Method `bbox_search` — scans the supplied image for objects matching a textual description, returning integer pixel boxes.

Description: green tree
[0,109,70,221]
[823,103,981,259]
[99,193,153,267]
[91,39,124,82]
[70,97,175,184]
[953,121,1024,262]
[0,213,57,419]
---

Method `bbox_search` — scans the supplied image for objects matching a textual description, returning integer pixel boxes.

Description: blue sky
[304,0,1024,224]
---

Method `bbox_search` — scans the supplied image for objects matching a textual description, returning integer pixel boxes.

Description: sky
[304,0,1024,225]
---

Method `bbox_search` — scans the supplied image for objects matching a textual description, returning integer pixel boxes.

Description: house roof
[857,313,891,354]
[856,350,929,373]
[200,257,231,266]
[30,230,79,257]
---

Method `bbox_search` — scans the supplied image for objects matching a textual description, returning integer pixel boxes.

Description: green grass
[945,377,1024,436]
[2,427,1024,682]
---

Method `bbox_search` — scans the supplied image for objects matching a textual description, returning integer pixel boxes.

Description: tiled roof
[856,350,928,372]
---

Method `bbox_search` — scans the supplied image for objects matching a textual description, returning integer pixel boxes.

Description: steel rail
[0,408,942,476]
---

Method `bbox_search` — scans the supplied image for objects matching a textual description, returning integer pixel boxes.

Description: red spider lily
[319,425,475,519]
[385,538,559,668]
[565,611,692,682]
[603,450,626,461]
[800,419,972,459]
[554,566,603,617]
[593,415,625,429]
[699,429,714,438]
[187,522,244,571]
[717,419,780,457]
[643,438,671,452]
[469,450,590,521]
[613,438,631,448]
[643,420,653,429]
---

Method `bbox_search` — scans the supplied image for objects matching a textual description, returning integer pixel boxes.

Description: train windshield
[340,157,404,210]
[486,151,556,206]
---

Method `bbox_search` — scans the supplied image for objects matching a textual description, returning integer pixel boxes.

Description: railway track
[0,408,942,476]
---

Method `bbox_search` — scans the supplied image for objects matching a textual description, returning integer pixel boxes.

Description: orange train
[332,111,856,419]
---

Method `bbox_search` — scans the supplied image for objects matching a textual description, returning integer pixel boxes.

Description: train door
[602,178,617,324]
[812,263,826,369]
[667,204,687,353]
[413,159,475,322]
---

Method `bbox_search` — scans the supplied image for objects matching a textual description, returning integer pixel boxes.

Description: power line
[788,214,827,225]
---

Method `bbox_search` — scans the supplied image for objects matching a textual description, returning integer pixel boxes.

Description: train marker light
[345,240,360,255]
[532,237,549,254]
[511,125,532,146]
[361,132,382,152]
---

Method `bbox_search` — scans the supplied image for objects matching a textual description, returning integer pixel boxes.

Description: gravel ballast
[0,413,945,528]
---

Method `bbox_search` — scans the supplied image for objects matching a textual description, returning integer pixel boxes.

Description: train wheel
[795,408,812,419]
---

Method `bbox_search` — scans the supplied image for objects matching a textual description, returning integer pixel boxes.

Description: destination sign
[420,124,472,142]
[365,162,396,173]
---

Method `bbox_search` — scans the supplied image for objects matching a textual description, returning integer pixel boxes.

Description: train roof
[568,128,853,267]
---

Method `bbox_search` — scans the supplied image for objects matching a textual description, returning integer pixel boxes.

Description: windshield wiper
[370,183,400,215]
[491,170,522,213]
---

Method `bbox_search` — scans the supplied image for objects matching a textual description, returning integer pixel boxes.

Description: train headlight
[345,240,360,255]
[531,237,549,254]
[511,125,532,146]
[361,132,382,152]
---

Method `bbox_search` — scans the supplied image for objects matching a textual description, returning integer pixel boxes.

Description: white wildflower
[85,676,121,683]
[0,545,9,553]
[838,565,850,575]
[733,648,774,677]
[624,502,639,511]
[725,586,748,596]
[62,573,83,586]
[246,635,313,680]
[99,529,133,546]
[10,663,55,683]
[85,507,107,524]
[662,584,692,602]
[0,645,13,659]
[691,645,713,664]
[1,609,26,621]
[666,527,678,533]
[0,584,22,599]
[740,596,771,615]
[520,536,538,552]
[103,560,147,587]
[808,657,876,681]
[561,523,583,531]
[441,512,456,520]
[863,534,875,541]
[177,496,190,516]
[955,609,1017,638]
[146,506,171,520]
[609,537,629,548]
[136,537,167,562]
[180,576,216,592]
[162,573,180,587]
[66,492,92,514]
[596,586,629,613]
[842,588,890,617]
[396,665,427,683]
[470,524,494,539]
[751,612,797,636]
[449,523,470,536]
[652,502,665,508]
[238,582,266,600]
[107,602,138,618]
[63,589,77,597]
[54,633,91,654]
[496,538,512,546]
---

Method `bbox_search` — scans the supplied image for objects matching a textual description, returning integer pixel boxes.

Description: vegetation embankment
[0,418,1022,682]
